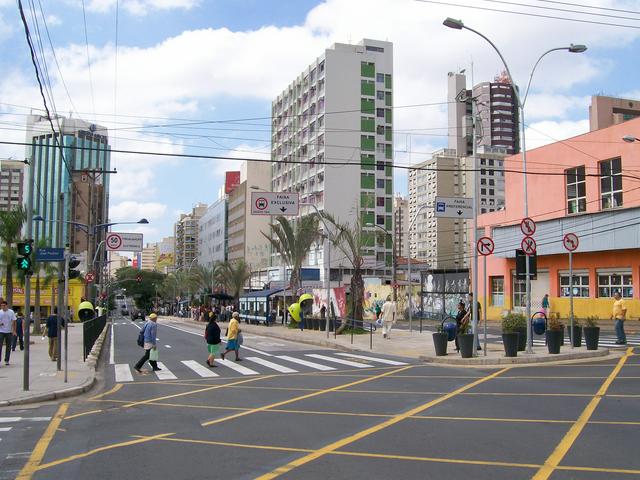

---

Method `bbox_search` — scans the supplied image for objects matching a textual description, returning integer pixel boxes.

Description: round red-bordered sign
[563,233,579,252]
[520,217,536,236]
[106,233,123,250]
[85,272,95,283]
[521,236,537,256]
[255,197,268,211]
[476,237,495,256]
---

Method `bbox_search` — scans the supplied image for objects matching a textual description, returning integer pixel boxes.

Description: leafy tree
[322,212,368,332]
[262,215,319,294]
[115,267,165,312]
[216,261,251,307]
[0,206,27,306]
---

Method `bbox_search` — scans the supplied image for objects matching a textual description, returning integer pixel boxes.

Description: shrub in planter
[433,325,448,356]
[501,315,522,358]
[457,321,474,358]
[546,317,564,354]
[568,318,582,347]
[583,316,600,350]
[503,312,527,351]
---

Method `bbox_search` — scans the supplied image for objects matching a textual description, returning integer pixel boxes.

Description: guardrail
[83,314,107,361]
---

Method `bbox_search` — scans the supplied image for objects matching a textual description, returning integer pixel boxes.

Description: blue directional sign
[36,247,65,262]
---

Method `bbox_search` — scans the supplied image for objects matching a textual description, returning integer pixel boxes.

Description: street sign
[515,250,537,279]
[476,237,495,256]
[434,196,473,219]
[36,247,65,262]
[106,232,143,252]
[250,192,300,216]
[563,233,579,252]
[521,236,537,256]
[520,217,536,236]
[85,272,95,283]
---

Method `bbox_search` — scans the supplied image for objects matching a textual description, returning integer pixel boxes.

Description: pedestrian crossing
[113,352,408,382]
[0,417,51,443]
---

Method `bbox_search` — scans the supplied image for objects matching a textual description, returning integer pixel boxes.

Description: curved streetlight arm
[523,47,571,107]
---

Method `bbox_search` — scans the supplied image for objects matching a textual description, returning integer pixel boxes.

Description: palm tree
[216,261,251,308]
[322,212,368,332]
[0,206,27,305]
[262,215,319,295]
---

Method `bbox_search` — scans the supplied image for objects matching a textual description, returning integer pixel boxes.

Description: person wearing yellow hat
[134,313,160,373]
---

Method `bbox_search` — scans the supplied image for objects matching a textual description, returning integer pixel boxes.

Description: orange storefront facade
[478,117,640,320]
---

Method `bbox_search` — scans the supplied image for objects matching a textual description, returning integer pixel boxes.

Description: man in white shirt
[381,295,397,339]
[0,300,17,366]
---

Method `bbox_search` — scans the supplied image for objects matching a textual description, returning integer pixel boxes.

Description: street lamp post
[443,17,586,353]
[407,204,429,333]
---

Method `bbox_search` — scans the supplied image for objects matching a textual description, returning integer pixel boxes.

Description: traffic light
[68,257,81,279]
[16,241,33,272]
[136,275,142,283]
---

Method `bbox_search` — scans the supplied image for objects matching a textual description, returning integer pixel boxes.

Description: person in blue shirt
[46,308,64,361]
[134,313,160,373]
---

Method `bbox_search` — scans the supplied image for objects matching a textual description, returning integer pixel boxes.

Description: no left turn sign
[476,237,495,256]
[563,233,579,252]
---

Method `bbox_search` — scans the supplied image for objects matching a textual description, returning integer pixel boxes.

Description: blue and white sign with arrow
[434,196,473,219]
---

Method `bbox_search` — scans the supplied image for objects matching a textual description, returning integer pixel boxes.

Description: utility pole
[56,193,64,372]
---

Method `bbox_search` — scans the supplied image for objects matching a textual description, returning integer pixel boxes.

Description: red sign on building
[225,171,241,194]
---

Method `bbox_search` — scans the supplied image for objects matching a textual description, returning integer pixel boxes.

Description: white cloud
[109,200,167,221]
[86,0,199,15]
[525,119,590,150]
[45,14,62,26]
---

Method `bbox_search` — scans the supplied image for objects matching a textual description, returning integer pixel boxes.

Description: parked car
[121,308,129,316]
[131,310,145,321]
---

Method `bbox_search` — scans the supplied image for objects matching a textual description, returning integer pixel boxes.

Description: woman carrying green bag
[134,313,161,373]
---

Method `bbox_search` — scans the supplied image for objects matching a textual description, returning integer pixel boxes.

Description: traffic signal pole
[22,152,35,391]
[63,251,70,382]
[56,193,65,371]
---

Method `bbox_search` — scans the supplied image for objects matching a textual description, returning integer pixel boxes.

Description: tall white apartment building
[198,196,227,269]
[271,39,394,279]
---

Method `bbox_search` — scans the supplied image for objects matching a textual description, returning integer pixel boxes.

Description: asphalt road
[3,314,639,480]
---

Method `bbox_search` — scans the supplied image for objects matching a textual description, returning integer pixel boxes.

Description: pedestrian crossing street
[114,352,408,382]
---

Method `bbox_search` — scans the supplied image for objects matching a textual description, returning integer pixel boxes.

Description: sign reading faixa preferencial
[250,192,300,216]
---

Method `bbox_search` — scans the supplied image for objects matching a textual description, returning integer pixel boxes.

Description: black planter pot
[502,332,519,357]
[318,318,327,332]
[514,327,527,351]
[546,330,563,354]
[457,333,475,358]
[583,326,600,350]
[569,325,582,347]
[433,332,448,356]
[311,317,319,330]
[560,325,566,346]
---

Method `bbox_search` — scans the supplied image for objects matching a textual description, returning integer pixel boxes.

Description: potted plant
[568,318,582,347]
[501,315,521,357]
[318,314,327,332]
[546,317,564,354]
[504,312,527,351]
[583,316,600,350]
[310,315,319,330]
[433,324,448,356]
[457,321,475,359]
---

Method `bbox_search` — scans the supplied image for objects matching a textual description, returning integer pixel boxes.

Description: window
[376,108,385,118]
[376,73,384,83]
[491,277,504,306]
[376,179,385,189]
[560,273,590,297]
[377,125,385,135]
[376,197,385,207]
[361,79,375,96]
[566,165,586,214]
[600,158,622,209]
[512,276,526,308]
[376,215,385,225]
[361,62,375,78]
[377,91,385,101]
[376,161,385,171]
[598,271,633,298]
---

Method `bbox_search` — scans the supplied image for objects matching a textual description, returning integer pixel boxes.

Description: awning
[239,287,284,300]
[208,292,235,301]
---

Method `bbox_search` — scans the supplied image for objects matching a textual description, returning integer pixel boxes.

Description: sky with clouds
[1,0,639,244]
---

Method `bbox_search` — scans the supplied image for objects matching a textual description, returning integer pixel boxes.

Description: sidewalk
[0,323,101,406]
[162,316,614,366]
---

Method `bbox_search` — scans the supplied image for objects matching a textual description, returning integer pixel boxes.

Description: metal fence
[83,314,107,360]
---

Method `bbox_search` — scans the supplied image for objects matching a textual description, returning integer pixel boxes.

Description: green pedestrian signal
[16,257,32,271]
[18,242,32,255]
[16,240,34,273]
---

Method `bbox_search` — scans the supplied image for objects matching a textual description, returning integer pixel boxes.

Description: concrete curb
[0,322,109,407]
[419,348,611,365]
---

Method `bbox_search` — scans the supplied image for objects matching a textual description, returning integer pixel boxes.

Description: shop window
[559,273,589,297]
[597,271,633,298]
[491,276,504,306]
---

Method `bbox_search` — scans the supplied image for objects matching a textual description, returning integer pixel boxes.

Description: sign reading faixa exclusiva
[106,232,144,252]
[250,192,300,216]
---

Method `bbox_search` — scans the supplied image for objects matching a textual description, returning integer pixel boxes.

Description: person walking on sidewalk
[205,314,221,367]
[0,300,17,366]
[611,291,627,345]
[221,312,242,361]
[381,296,396,339]
[134,313,161,373]
[46,308,64,362]
[12,310,24,351]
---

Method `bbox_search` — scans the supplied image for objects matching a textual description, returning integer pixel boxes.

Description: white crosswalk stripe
[276,355,336,371]
[115,364,134,382]
[0,427,12,432]
[305,354,371,368]
[215,359,259,375]
[335,353,408,366]
[181,360,219,377]
[154,362,177,380]
[244,356,298,373]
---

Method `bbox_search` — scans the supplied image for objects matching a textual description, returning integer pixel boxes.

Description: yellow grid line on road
[532,347,634,480]
[255,367,511,479]
[64,409,104,420]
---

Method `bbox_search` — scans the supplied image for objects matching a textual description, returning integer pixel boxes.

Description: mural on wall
[310,287,347,318]
[422,271,470,317]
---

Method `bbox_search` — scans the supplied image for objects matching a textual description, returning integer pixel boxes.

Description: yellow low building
[7,278,86,322]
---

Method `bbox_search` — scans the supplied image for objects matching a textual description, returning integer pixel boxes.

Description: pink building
[478,117,640,320]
